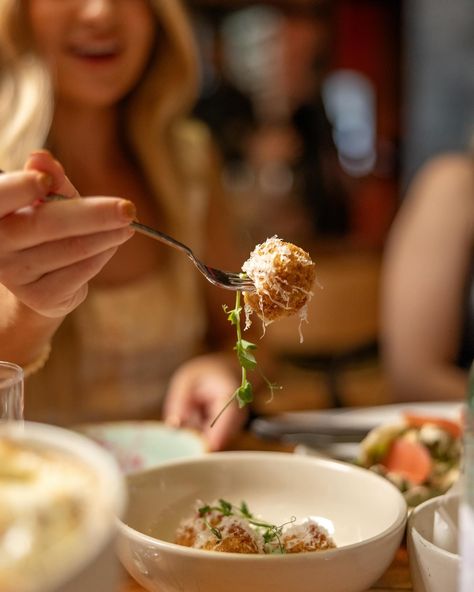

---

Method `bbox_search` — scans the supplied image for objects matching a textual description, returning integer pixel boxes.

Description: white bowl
[0,421,126,592]
[407,494,460,592]
[74,421,207,473]
[117,451,407,592]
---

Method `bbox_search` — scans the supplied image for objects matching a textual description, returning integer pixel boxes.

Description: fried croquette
[175,500,336,555]
[280,520,336,553]
[197,516,264,554]
[241,236,316,327]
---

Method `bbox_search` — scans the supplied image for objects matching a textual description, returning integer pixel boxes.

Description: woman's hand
[163,353,248,451]
[0,151,136,318]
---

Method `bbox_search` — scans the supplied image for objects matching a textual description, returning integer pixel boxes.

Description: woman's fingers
[24,150,80,200]
[0,196,136,251]
[203,404,247,452]
[14,247,120,318]
[0,150,78,218]
[0,226,134,287]
[0,170,52,218]
[163,356,245,451]
[0,152,138,318]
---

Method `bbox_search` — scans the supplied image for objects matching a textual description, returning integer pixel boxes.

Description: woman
[0,0,247,449]
[381,152,474,402]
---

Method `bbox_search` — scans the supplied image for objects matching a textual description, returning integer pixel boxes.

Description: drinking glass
[460,362,474,591]
[0,361,24,421]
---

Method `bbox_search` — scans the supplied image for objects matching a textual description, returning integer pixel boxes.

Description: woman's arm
[381,154,474,401]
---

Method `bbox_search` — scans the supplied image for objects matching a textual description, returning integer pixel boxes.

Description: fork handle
[130,221,192,258]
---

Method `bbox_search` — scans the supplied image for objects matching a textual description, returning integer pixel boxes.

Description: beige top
[24,121,214,426]
[25,251,207,427]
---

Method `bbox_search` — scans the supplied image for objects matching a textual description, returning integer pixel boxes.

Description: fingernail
[30,149,53,157]
[36,172,53,192]
[119,200,136,221]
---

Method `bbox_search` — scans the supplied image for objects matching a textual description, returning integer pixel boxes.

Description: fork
[44,194,256,292]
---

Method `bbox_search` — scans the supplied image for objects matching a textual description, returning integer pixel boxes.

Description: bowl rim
[73,419,209,451]
[407,493,460,560]
[118,450,407,561]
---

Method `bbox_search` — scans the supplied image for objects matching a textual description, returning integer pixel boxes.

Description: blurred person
[381,152,474,402]
[291,90,351,238]
[192,23,257,167]
[236,4,351,247]
[279,4,351,239]
[0,0,249,449]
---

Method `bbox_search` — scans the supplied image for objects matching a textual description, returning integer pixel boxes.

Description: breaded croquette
[241,236,316,327]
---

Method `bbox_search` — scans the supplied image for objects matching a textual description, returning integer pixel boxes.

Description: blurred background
[185,0,474,414]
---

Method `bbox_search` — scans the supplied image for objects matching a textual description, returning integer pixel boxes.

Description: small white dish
[74,420,207,473]
[407,494,460,592]
[0,421,126,592]
[117,451,407,592]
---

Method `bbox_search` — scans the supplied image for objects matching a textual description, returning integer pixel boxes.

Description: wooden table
[118,432,413,592]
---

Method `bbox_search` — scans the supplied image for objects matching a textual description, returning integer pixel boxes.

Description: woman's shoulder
[406,152,474,214]
[390,152,474,249]
[414,152,474,191]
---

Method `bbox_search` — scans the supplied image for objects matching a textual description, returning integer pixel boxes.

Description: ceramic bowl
[0,421,126,592]
[75,421,207,473]
[407,494,460,592]
[117,451,407,592]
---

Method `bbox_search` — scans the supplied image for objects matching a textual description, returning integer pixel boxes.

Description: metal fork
[45,194,256,292]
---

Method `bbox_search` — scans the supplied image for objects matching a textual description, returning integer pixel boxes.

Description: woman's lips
[69,42,122,63]
[72,53,119,64]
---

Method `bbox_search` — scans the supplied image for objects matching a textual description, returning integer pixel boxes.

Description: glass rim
[0,361,24,386]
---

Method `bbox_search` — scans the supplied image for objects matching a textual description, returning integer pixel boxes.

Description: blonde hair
[0,0,201,236]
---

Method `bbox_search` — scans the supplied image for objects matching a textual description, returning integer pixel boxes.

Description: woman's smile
[28,0,156,107]
[68,39,122,62]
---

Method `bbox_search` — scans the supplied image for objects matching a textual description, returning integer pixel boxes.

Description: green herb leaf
[218,499,233,516]
[235,341,257,370]
[240,501,253,519]
[199,498,292,554]
[240,339,257,351]
[223,303,241,326]
[236,382,253,407]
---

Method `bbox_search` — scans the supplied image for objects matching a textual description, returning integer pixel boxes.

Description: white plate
[312,401,462,430]
[252,402,463,461]
[253,401,462,435]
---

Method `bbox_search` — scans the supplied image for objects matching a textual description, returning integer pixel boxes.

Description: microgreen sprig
[210,290,280,427]
[197,498,295,553]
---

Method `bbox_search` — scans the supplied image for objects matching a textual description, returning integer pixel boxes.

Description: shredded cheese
[241,236,316,341]
[175,500,336,554]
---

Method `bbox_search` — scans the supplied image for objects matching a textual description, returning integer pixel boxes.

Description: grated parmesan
[175,500,336,555]
[241,236,316,341]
